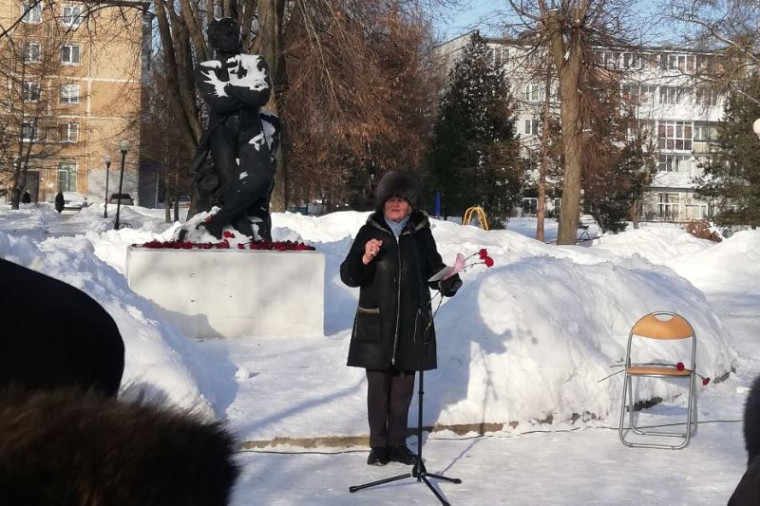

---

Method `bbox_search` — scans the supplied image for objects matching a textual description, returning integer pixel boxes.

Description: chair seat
[626,365,691,377]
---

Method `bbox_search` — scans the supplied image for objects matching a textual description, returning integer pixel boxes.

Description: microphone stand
[349,219,461,505]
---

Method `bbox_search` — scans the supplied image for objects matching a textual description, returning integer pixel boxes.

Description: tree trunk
[536,63,552,242]
[547,9,585,245]
[253,0,287,211]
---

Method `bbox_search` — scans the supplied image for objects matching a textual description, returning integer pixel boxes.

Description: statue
[180,17,280,242]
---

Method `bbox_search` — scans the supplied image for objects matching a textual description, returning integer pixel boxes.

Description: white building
[439,32,724,222]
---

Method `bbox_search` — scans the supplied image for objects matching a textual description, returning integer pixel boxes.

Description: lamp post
[753,119,760,139]
[103,154,112,218]
[113,139,130,230]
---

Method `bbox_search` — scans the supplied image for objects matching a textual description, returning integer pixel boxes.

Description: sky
[433,0,506,41]
[0,202,758,504]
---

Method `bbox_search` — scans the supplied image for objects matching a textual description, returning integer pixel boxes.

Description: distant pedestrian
[55,191,64,213]
[21,191,31,204]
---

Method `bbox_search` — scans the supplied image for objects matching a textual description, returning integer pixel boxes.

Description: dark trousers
[366,368,416,448]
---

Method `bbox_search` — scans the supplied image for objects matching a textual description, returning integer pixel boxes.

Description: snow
[1,202,758,504]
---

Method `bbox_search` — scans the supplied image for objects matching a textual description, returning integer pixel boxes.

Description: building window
[658,193,680,220]
[61,44,80,65]
[488,46,505,67]
[58,162,76,191]
[695,87,718,106]
[21,1,42,24]
[60,83,79,104]
[59,122,79,143]
[20,122,37,142]
[61,4,83,27]
[622,52,644,69]
[523,82,542,102]
[597,51,618,69]
[23,81,40,102]
[524,118,540,136]
[658,121,693,151]
[23,41,40,63]
[657,153,691,172]
[667,54,696,72]
[658,86,692,105]
[693,123,718,142]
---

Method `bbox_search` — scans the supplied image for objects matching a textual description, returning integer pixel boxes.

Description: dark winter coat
[340,210,456,371]
[0,258,124,396]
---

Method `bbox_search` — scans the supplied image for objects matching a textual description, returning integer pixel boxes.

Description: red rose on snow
[484,256,494,268]
[702,377,711,386]
[222,230,235,239]
[676,362,685,371]
[479,248,488,260]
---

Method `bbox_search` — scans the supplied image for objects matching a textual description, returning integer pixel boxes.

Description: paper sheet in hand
[427,252,465,282]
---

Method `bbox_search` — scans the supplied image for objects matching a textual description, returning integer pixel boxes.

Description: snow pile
[0,222,217,415]
[1,204,754,434]
[669,229,760,294]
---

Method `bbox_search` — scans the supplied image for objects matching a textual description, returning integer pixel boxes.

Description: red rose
[484,256,494,268]
[479,248,488,260]
[702,377,710,386]
[223,230,235,238]
[676,362,685,371]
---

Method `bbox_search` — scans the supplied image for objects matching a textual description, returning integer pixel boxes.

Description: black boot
[366,447,389,466]
[388,445,416,465]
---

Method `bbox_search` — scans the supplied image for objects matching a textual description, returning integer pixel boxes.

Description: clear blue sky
[433,0,506,41]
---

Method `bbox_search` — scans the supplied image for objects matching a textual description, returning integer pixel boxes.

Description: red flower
[479,248,488,260]
[676,362,685,371]
[484,256,494,268]
[702,377,711,386]
[222,230,235,239]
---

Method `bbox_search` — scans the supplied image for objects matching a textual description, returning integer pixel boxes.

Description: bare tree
[149,0,460,214]
[503,0,647,243]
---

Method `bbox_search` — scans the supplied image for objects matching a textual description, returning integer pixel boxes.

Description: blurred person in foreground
[340,171,461,466]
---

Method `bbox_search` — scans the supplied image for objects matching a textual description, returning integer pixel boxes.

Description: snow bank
[0,223,217,414]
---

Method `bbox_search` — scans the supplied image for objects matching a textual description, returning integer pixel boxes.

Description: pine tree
[697,75,760,228]
[429,33,522,224]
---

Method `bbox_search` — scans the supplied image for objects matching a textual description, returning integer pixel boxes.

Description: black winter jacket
[340,210,455,371]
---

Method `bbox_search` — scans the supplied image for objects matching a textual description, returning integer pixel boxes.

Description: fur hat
[374,171,420,210]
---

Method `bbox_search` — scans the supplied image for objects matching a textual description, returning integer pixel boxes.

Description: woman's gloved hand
[438,274,462,297]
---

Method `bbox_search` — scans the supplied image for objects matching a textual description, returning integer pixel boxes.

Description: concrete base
[126,247,324,339]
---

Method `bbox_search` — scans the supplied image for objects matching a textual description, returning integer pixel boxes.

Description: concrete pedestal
[126,247,324,339]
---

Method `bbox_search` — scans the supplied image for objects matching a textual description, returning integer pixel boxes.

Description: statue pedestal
[126,247,324,339]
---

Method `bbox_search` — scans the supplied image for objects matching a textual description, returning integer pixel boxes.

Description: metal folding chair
[618,311,697,449]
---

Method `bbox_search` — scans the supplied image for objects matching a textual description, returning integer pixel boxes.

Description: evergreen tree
[697,75,760,228]
[429,33,522,224]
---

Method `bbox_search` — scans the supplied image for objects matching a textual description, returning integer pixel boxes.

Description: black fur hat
[208,17,242,55]
[374,171,420,210]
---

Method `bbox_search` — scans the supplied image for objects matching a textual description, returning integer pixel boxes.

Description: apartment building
[0,0,150,204]
[439,32,725,222]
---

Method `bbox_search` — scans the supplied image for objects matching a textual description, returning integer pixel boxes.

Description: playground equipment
[462,206,490,231]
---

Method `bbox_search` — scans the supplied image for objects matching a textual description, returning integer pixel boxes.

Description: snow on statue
[180,17,281,242]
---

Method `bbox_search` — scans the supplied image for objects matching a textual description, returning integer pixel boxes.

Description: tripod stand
[349,314,461,505]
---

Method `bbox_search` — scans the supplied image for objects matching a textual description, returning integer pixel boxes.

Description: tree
[504,0,647,243]
[150,0,457,214]
[696,74,760,228]
[429,32,522,224]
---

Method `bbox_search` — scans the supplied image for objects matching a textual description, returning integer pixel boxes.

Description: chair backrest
[631,312,694,340]
[625,311,697,369]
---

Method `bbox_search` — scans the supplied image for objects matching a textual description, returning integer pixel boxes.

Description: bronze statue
[181,18,280,241]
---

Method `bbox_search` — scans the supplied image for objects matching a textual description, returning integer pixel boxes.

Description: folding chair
[618,311,697,449]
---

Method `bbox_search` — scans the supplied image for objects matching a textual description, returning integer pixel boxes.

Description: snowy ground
[1,202,758,505]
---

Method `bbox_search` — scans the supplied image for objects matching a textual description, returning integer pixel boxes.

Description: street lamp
[103,154,112,218]
[113,139,130,230]
[753,118,760,139]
